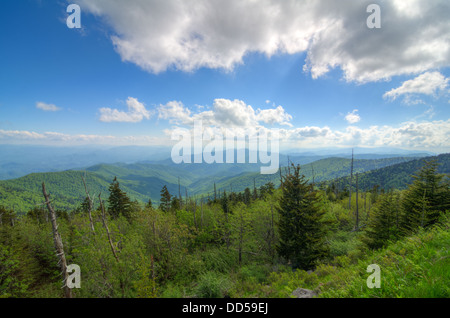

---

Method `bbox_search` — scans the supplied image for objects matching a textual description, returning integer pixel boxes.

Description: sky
[0,0,449,153]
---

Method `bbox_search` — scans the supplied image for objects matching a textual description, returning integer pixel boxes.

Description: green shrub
[195,271,232,298]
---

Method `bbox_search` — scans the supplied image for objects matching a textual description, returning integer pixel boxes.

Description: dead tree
[355,173,359,230]
[42,182,72,298]
[178,176,182,208]
[193,198,197,230]
[98,193,119,263]
[200,196,204,230]
[81,173,96,234]
[349,148,354,210]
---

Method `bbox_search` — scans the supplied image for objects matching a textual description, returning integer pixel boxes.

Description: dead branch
[81,173,96,234]
[42,182,72,298]
[98,193,120,263]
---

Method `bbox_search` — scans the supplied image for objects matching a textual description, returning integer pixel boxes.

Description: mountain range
[0,144,447,214]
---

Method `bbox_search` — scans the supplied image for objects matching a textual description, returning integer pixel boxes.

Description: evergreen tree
[276,164,329,270]
[146,199,153,210]
[399,160,449,235]
[363,192,400,249]
[243,187,252,205]
[222,190,229,214]
[159,185,172,213]
[107,177,133,221]
[170,196,181,212]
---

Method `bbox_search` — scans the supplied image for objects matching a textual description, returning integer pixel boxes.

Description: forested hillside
[0,157,448,298]
[0,155,424,213]
[324,153,450,191]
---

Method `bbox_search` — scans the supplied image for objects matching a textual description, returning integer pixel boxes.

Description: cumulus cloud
[2,119,449,151]
[99,97,151,123]
[345,109,361,124]
[76,0,450,82]
[0,129,165,146]
[257,106,293,127]
[383,71,450,103]
[157,98,292,128]
[36,102,61,112]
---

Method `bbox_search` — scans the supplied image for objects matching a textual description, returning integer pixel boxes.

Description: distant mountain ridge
[1,153,445,213]
[0,144,434,180]
[324,153,450,191]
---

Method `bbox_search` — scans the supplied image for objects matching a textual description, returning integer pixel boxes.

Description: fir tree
[363,192,400,249]
[243,187,252,205]
[107,177,133,221]
[400,159,449,235]
[222,190,229,214]
[146,199,153,210]
[170,196,181,212]
[159,185,172,213]
[276,164,329,270]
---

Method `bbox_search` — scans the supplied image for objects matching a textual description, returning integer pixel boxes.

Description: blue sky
[0,0,449,153]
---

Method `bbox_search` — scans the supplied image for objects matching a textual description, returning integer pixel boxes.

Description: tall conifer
[277,164,329,270]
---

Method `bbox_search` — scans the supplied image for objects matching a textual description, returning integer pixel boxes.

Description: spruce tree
[400,159,449,235]
[276,164,329,270]
[159,185,172,213]
[146,199,153,210]
[108,177,133,221]
[222,190,229,214]
[243,187,252,205]
[170,196,181,212]
[363,192,400,249]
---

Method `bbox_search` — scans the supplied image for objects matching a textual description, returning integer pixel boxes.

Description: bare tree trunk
[178,176,182,207]
[98,193,119,262]
[82,174,96,234]
[193,199,197,230]
[200,196,204,230]
[349,148,354,210]
[42,182,72,298]
[355,173,359,230]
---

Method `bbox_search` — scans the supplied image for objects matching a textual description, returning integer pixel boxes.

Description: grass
[239,215,450,298]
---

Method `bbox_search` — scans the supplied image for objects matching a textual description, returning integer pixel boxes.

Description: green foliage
[399,159,449,235]
[107,177,134,221]
[0,243,29,297]
[326,153,450,192]
[277,164,329,270]
[194,271,233,298]
[0,155,448,299]
[363,192,401,249]
[159,185,172,213]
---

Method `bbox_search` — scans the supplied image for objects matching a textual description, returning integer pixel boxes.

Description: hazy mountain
[0,144,435,180]
[1,153,437,213]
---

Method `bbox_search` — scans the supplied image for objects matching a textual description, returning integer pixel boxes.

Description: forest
[0,156,449,298]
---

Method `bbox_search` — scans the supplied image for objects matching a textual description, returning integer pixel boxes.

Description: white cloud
[76,0,450,82]
[36,102,61,112]
[0,129,165,146]
[157,98,292,129]
[384,71,449,102]
[257,106,293,127]
[2,119,449,151]
[99,97,151,123]
[158,100,193,125]
[345,110,361,124]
